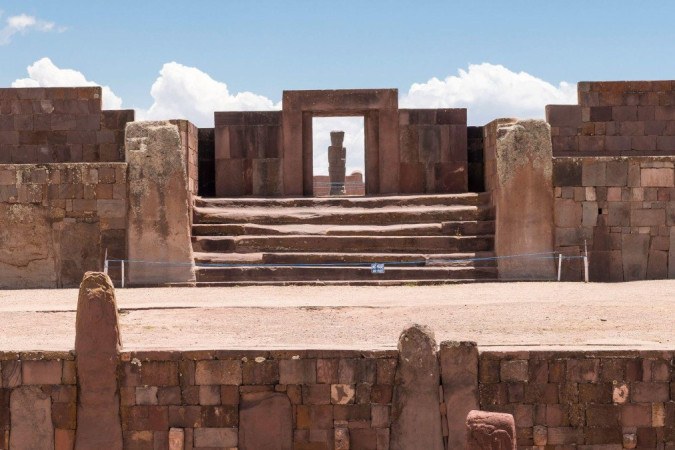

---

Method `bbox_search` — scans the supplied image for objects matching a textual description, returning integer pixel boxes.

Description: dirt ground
[0,281,673,351]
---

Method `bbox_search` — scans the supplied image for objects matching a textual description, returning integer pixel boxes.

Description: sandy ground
[0,281,673,351]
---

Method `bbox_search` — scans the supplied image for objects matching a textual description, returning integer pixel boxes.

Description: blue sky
[2,1,675,173]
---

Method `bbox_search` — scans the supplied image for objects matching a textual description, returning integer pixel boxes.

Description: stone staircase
[191,193,497,285]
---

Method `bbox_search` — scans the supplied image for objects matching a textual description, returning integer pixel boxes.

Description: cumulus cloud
[138,62,279,126]
[401,63,576,125]
[0,13,59,45]
[12,57,122,109]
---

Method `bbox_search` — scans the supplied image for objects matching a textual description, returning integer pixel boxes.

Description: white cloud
[0,13,58,45]
[138,62,279,126]
[401,63,576,125]
[12,57,123,109]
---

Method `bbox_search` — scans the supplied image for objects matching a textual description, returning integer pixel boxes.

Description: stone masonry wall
[0,87,134,163]
[0,351,77,449]
[547,81,675,156]
[398,108,468,193]
[479,350,675,449]
[0,163,127,288]
[553,156,675,281]
[119,350,396,449]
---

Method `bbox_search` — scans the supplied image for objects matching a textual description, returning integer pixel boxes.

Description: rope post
[121,260,125,288]
[103,248,108,275]
[583,240,589,283]
[557,253,563,282]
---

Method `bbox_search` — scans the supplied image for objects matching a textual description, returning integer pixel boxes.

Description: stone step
[195,266,498,283]
[193,251,497,267]
[192,235,494,254]
[194,205,494,226]
[194,192,491,209]
[192,221,495,237]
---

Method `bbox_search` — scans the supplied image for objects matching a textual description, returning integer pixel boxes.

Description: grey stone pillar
[126,121,196,285]
[75,272,123,449]
[328,131,347,195]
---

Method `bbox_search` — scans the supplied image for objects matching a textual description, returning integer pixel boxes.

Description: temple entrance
[311,116,365,197]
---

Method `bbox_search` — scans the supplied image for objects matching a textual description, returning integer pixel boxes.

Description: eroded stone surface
[10,386,54,450]
[390,324,444,450]
[466,410,516,450]
[440,341,478,450]
[75,271,123,449]
[126,121,195,284]
[239,391,292,449]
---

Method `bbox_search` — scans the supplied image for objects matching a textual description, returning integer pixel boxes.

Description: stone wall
[0,163,127,288]
[313,172,366,197]
[0,351,77,449]
[119,349,396,449]
[553,157,675,281]
[547,81,675,156]
[479,349,675,449]
[0,87,133,163]
[398,108,468,193]
[214,111,283,196]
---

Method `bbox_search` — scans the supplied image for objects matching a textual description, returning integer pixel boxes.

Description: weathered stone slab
[390,324,444,450]
[75,272,123,449]
[490,120,555,279]
[239,391,292,449]
[126,121,196,284]
[10,386,54,450]
[621,234,650,281]
[466,410,516,450]
[440,341,478,450]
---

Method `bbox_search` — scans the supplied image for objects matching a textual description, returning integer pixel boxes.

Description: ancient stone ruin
[328,131,347,196]
[0,82,674,288]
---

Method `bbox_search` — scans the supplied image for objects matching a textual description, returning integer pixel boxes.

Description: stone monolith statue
[328,131,346,195]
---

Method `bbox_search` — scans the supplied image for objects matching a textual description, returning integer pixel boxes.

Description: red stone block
[296,404,334,429]
[21,360,62,385]
[303,384,331,405]
[279,359,316,385]
[316,359,339,384]
[546,105,582,127]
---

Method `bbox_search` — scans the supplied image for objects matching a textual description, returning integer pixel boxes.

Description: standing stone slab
[440,341,479,450]
[466,410,516,450]
[126,121,196,284]
[75,272,123,449]
[239,391,292,449]
[489,119,555,280]
[390,325,444,450]
[10,386,54,450]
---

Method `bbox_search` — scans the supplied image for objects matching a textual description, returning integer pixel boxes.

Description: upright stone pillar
[484,119,555,280]
[75,272,123,449]
[440,341,479,450]
[390,325,444,450]
[126,121,196,285]
[466,410,516,450]
[328,131,347,195]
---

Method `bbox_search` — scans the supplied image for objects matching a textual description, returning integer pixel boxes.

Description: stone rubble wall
[0,87,134,163]
[0,163,127,288]
[547,81,675,156]
[553,157,675,281]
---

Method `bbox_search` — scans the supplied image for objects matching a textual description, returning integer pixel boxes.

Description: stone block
[440,341,478,450]
[582,161,607,186]
[605,136,631,152]
[631,382,670,402]
[613,106,638,121]
[399,162,425,193]
[466,410,516,450]
[390,325,443,450]
[239,392,292,450]
[566,359,599,383]
[641,168,674,187]
[195,360,242,385]
[21,360,62,385]
[279,359,316,385]
[605,161,628,186]
[657,135,675,151]
[316,359,339,384]
[302,384,330,405]
[554,198,582,228]
[578,135,604,152]
[545,105,581,128]
[296,404,333,429]
[622,234,650,280]
[331,384,355,405]
[553,159,582,186]
[193,427,238,447]
[10,386,54,450]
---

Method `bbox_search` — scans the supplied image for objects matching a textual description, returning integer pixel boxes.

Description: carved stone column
[328,131,347,195]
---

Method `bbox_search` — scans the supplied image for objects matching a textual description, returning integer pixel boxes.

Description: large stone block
[390,325,444,450]
[126,121,196,284]
[440,341,478,450]
[621,234,650,281]
[10,386,54,450]
[489,120,555,279]
[75,272,123,449]
[239,391,292,450]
